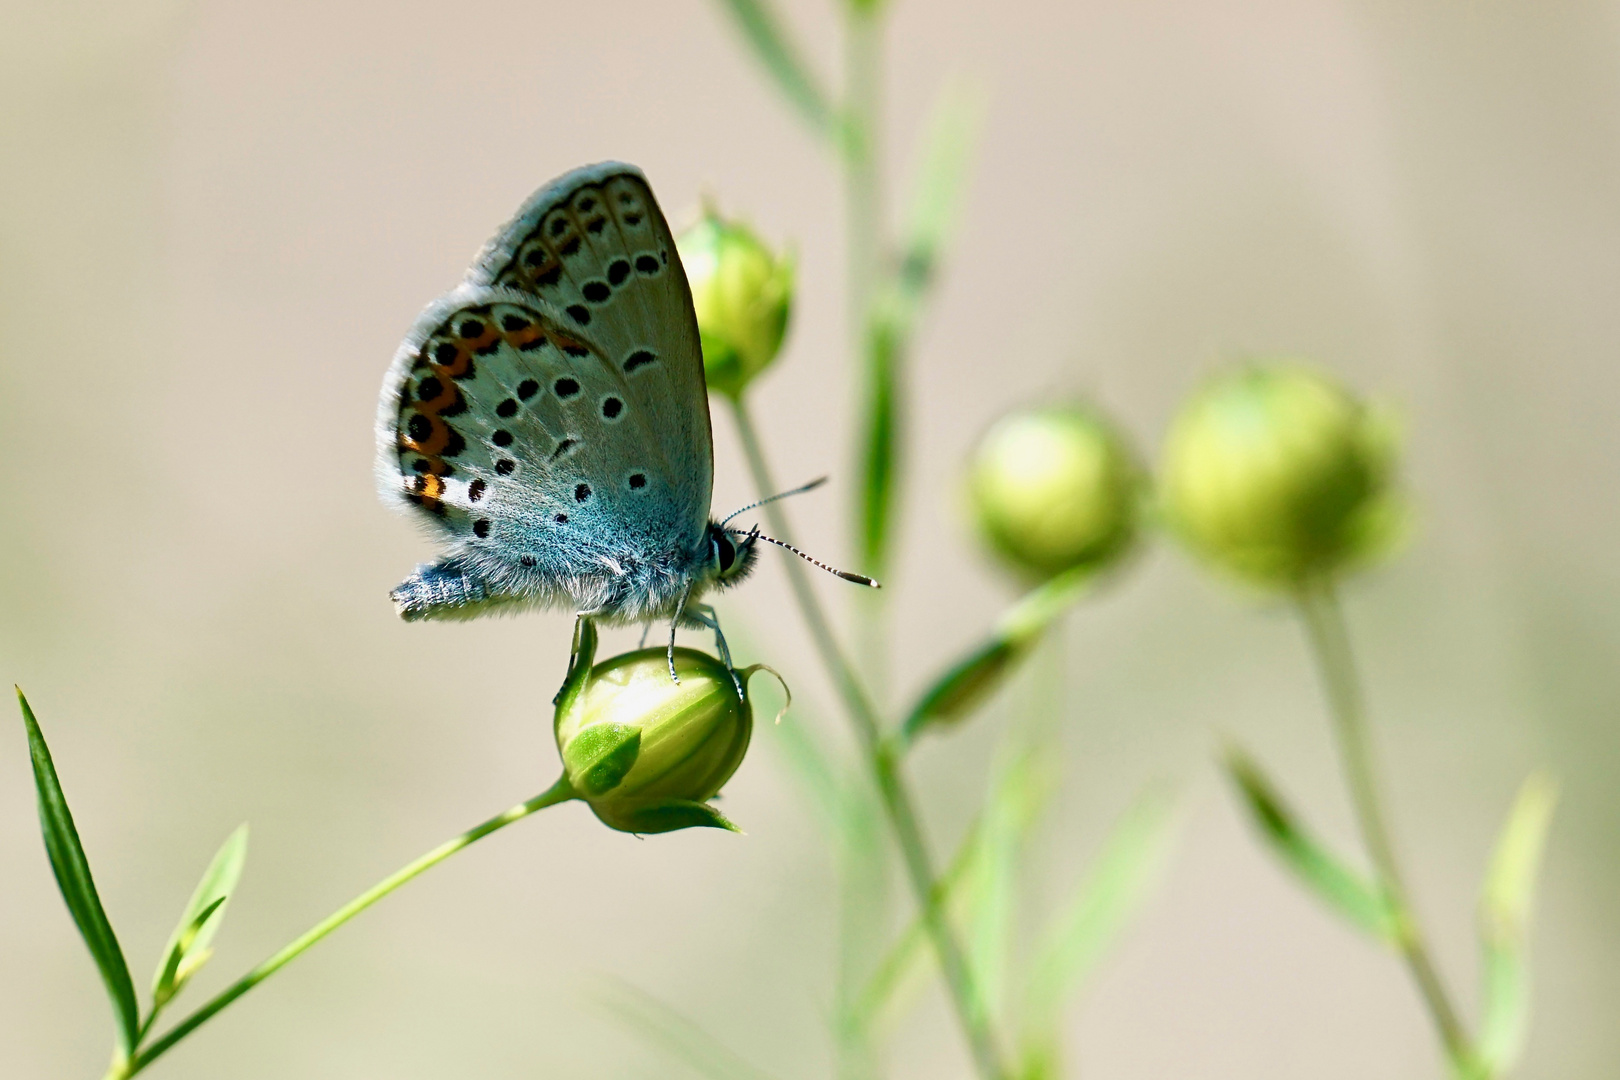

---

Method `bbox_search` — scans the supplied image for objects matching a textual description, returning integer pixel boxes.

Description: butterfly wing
[376,281,708,621]
[468,161,712,522]
[378,163,714,622]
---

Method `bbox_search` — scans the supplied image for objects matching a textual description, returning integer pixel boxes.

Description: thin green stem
[1294,578,1476,1074]
[730,397,1007,1080]
[114,776,577,1078]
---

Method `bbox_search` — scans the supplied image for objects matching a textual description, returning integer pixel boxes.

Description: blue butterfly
[376,162,871,677]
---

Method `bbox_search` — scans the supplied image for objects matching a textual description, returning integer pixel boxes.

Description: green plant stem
[110,776,577,1079]
[729,397,1006,1080]
[1294,578,1476,1074]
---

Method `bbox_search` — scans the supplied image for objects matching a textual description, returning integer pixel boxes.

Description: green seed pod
[553,619,762,834]
[1161,363,1401,587]
[677,207,795,400]
[964,403,1146,582]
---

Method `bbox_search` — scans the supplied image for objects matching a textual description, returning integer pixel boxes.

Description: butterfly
[376,161,873,678]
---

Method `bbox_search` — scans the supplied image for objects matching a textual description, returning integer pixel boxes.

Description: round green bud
[1160,363,1400,587]
[677,208,795,399]
[964,404,1145,581]
[554,625,758,834]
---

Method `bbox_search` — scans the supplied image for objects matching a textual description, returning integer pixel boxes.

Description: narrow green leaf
[594,977,785,1080]
[1019,785,1180,1068]
[856,319,899,575]
[902,565,1094,742]
[855,809,987,1030]
[855,79,986,575]
[856,746,1056,1031]
[712,0,838,142]
[896,79,986,311]
[761,697,845,831]
[17,688,140,1056]
[968,746,1059,1019]
[1476,770,1558,1074]
[1223,746,1398,941]
[151,823,248,1009]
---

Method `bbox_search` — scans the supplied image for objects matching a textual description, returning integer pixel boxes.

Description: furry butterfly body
[376,163,757,635]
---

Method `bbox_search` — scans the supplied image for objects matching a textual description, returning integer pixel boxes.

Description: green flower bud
[1161,363,1401,587]
[553,619,763,834]
[964,404,1145,582]
[677,207,795,399]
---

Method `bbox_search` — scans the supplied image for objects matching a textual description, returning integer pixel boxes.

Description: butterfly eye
[715,534,736,574]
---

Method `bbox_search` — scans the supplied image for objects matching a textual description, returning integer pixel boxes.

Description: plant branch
[730,398,1007,1080]
[113,776,577,1078]
[1294,578,1476,1074]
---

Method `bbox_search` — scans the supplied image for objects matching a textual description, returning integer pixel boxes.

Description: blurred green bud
[677,207,795,399]
[964,404,1145,582]
[553,619,762,834]
[1161,363,1401,587]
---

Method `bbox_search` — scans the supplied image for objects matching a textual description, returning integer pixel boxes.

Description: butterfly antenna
[720,477,830,529]
[729,527,881,588]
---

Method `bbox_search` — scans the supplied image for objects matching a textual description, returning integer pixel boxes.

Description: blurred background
[4,0,1618,1076]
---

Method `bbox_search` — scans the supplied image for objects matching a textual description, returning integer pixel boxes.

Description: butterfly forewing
[377,162,715,622]
[468,163,712,531]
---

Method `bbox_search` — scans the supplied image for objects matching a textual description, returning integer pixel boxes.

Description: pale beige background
[4,1,1618,1077]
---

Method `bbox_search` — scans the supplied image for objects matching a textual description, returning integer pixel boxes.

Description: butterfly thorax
[564,519,758,626]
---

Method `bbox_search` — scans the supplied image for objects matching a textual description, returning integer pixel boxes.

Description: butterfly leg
[689,603,745,698]
[667,584,695,684]
[638,621,652,650]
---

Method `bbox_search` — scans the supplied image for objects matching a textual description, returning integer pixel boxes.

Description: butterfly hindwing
[376,283,705,620]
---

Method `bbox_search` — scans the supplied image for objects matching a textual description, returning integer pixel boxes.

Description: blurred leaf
[855,808,986,1030]
[896,79,986,311]
[901,565,1094,743]
[856,744,1056,1031]
[968,745,1060,1018]
[151,823,248,1011]
[722,610,844,831]
[1019,784,1180,1072]
[856,79,985,574]
[761,695,844,830]
[1476,770,1558,1075]
[712,0,838,143]
[855,329,899,575]
[17,688,140,1056]
[833,778,892,1064]
[594,977,784,1080]
[1224,746,1398,942]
